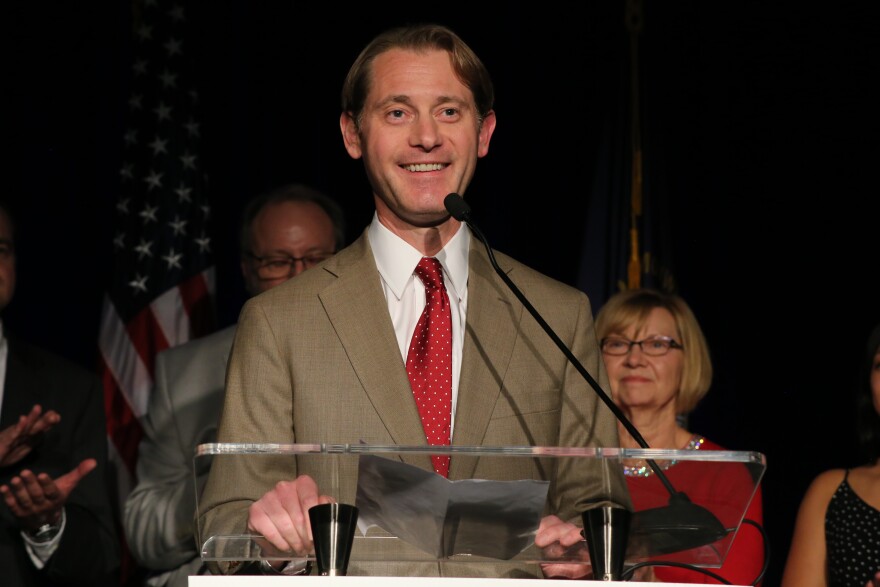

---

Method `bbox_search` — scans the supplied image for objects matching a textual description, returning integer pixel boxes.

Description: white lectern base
[190,576,736,586]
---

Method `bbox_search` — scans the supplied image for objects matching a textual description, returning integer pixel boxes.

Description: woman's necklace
[622,435,707,477]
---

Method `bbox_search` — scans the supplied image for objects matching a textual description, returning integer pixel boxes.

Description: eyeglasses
[600,336,684,356]
[245,251,333,279]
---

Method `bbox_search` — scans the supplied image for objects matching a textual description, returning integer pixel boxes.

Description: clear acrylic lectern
[194,443,765,578]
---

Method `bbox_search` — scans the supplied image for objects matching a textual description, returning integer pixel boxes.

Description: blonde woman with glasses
[596,288,765,585]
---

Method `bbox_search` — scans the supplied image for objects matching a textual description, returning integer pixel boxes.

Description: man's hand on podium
[246,474,335,555]
[534,515,591,579]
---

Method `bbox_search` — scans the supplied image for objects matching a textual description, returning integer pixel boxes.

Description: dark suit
[199,229,628,577]
[0,336,120,587]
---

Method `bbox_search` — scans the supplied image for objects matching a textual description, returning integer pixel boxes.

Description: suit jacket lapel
[319,233,432,469]
[1,339,41,428]
[450,237,520,479]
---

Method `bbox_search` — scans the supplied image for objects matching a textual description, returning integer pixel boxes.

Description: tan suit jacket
[198,229,627,577]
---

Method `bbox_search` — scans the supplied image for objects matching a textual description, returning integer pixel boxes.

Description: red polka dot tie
[406,257,452,477]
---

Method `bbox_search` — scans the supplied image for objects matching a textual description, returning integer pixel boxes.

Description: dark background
[4,2,879,584]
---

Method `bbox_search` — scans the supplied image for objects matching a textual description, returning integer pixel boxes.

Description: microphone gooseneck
[445,194,654,455]
[444,192,729,556]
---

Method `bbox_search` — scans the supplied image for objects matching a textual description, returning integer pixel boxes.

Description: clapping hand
[0,458,96,532]
[866,570,880,587]
[0,405,61,467]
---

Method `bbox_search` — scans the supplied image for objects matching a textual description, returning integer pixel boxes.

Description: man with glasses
[123,183,345,587]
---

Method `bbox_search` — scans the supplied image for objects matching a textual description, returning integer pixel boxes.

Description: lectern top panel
[195,442,766,466]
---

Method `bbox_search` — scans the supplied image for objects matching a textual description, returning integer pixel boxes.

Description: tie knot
[415,257,444,291]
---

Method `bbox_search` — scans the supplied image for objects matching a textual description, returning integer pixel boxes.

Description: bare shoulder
[782,469,845,587]
[802,468,847,503]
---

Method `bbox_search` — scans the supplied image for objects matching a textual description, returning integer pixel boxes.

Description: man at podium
[197,22,629,579]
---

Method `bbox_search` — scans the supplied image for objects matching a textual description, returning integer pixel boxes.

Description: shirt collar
[368,213,470,301]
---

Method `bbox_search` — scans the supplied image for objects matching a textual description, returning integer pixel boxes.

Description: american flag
[97,0,215,569]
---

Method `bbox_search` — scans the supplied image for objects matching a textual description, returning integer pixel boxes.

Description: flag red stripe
[179,270,210,310]
[125,305,171,378]
[179,270,216,339]
[100,355,144,478]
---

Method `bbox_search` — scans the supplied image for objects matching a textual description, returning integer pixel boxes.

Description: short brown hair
[341,23,495,128]
[239,183,346,254]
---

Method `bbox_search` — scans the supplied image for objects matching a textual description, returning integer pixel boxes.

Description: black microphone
[444,193,729,557]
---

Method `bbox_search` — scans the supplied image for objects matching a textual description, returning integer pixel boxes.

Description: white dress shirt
[367,214,469,438]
